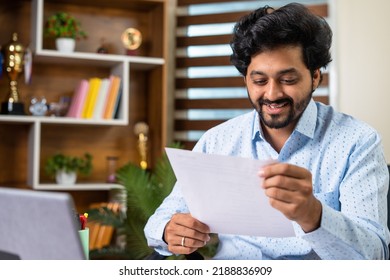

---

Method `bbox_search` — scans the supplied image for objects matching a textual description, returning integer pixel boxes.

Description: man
[144,3,390,259]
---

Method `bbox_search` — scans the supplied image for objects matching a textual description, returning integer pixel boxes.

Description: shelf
[42,0,164,11]
[31,0,166,61]
[0,115,128,126]
[34,183,124,191]
[34,49,165,70]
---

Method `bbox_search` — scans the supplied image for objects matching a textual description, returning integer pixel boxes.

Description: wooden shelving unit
[0,0,173,209]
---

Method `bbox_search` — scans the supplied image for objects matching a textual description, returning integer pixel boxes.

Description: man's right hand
[164,213,210,255]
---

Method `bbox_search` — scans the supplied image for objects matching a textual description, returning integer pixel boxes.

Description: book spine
[67,79,89,118]
[83,78,102,119]
[92,78,110,120]
[103,76,121,119]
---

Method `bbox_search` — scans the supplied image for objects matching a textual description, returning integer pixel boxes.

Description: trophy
[133,121,149,170]
[1,32,26,115]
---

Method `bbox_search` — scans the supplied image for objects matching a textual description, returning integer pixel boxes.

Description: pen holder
[78,228,89,259]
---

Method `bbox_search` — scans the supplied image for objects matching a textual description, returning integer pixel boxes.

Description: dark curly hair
[230,3,332,80]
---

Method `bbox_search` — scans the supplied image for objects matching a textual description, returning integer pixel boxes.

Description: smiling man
[144,3,390,260]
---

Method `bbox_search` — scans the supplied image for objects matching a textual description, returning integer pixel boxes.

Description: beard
[250,91,313,129]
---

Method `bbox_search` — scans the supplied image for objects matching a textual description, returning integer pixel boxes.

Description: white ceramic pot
[55,38,76,53]
[56,170,77,185]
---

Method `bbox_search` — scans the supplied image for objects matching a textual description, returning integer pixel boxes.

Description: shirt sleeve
[143,135,210,256]
[143,182,189,256]
[299,131,390,259]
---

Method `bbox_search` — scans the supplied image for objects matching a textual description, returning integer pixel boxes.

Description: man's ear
[313,69,321,89]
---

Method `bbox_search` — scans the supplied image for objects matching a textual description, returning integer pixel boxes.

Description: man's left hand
[259,162,322,232]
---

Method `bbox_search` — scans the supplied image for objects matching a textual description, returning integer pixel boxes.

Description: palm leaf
[116,164,156,220]
[87,206,124,227]
[152,143,181,199]
[123,218,153,259]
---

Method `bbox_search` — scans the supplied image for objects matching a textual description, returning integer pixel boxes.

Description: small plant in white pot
[44,11,87,52]
[45,153,93,185]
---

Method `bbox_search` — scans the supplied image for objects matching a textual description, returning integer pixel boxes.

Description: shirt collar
[251,98,317,140]
[295,98,317,139]
[252,110,262,140]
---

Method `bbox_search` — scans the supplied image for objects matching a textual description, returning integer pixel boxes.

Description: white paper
[165,148,295,237]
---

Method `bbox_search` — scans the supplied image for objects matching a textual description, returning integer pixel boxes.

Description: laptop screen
[0,187,86,260]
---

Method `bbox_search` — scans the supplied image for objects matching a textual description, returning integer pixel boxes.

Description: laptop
[0,187,86,260]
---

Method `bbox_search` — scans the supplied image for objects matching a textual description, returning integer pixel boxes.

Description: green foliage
[88,143,218,260]
[44,153,93,177]
[44,12,87,40]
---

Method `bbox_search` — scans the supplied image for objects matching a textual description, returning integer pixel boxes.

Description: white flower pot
[56,170,77,185]
[55,38,76,53]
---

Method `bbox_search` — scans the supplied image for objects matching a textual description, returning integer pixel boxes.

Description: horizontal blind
[175,0,329,149]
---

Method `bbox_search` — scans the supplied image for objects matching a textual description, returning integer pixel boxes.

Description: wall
[332,0,390,162]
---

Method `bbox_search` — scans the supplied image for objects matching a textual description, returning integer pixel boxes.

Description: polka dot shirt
[144,100,390,259]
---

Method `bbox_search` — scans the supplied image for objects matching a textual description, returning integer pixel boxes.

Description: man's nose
[264,80,283,100]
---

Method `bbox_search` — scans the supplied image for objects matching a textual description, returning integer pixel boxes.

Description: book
[92,78,110,119]
[88,221,101,250]
[88,202,119,250]
[94,202,120,249]
[111,83,123,119]
[103,75,121,119]
[82,77,102,119]
[66,79,89,118]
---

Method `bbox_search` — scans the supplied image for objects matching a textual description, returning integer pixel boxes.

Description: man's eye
[254,79,267,85]
[281,79,296,84]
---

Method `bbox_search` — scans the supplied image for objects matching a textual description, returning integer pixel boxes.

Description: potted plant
[45,153,93,185]
[44,11,87,52]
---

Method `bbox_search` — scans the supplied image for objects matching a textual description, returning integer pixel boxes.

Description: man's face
[245,45,320,130]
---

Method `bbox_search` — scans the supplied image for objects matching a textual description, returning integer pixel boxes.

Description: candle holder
[106,156,118,183]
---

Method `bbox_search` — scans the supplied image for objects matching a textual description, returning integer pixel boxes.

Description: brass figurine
[133,121,149,170]
[1,32,26,115]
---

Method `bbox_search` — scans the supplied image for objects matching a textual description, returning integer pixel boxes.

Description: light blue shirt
[144,100,390,259]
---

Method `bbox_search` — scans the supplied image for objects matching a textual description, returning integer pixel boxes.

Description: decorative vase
[55,38,76,53]
[56,170,77,185]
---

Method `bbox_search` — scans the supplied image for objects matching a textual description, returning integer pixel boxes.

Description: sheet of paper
[165,148,295,237]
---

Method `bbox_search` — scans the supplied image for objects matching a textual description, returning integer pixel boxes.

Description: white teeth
[269,104,284,109]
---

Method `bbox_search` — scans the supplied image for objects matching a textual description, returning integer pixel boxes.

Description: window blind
[175,0,329,149]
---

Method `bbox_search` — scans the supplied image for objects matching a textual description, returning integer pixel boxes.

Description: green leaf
[87,207,124,228]
[44,152,93,177]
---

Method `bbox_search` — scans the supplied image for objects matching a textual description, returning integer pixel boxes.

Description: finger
[171,226,210,244]
[178,235,207,248]
[262,174,303,191]
[264,186,295,203]
[259,163,309,180]
[169,213,210,242]
[167,242,197,255]
[164,214,210,248]
[167,234,208,255]
[171,213,210,234]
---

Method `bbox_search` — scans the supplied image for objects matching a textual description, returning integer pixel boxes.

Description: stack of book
[66,75,122,120]
[88,202,121,251]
